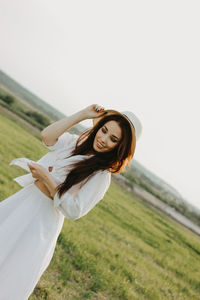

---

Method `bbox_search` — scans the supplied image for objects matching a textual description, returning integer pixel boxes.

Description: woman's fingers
[94,104,105,112]
[27,163,34,172]
[28,162,39,170]
[27,162,35,170]
[27,163,38,178]
[83,104,106,119]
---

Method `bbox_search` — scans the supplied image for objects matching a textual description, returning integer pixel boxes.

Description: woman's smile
[96,140,105,149]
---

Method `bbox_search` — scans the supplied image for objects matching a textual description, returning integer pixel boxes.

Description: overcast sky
[0,0,199,209]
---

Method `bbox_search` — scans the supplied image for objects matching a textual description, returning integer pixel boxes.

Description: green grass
[1,112,200,300]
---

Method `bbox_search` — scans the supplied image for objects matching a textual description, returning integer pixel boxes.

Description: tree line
[0,91,51,129]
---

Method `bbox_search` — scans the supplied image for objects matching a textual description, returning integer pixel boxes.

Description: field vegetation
[1,113,200,300]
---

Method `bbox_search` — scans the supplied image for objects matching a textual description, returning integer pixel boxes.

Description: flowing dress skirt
[0,183,65,300]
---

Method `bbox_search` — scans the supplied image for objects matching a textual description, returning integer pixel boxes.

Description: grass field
[1,112,200,300]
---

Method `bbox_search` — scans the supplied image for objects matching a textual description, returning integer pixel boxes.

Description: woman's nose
[101,135,107,145]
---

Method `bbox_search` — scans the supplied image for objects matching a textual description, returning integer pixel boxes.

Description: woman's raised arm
[40,110,86,146]
[41,104,106,146]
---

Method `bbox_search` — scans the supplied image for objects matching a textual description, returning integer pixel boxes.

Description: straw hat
[92,109,143,141]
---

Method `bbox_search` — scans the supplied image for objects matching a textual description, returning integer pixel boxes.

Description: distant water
[133,185,200,236]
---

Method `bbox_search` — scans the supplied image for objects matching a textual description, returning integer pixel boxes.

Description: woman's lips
[97,141,104,149]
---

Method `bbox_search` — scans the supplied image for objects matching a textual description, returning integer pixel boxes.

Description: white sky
[0,0,199,209]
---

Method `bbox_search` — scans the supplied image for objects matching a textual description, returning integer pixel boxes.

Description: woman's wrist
[34,179,52,199]
[75,110,88,121]
[41,110,87,143]
[41,173,58,198]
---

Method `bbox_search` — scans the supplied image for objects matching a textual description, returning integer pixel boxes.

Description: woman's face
[93,120,122,153]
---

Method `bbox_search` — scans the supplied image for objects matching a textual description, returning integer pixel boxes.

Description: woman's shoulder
[42,131,79,152]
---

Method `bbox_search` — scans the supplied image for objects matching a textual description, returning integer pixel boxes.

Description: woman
[0,104,142,300]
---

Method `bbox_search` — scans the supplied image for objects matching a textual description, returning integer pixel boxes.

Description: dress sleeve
[53,170,111,220]
[42,131,79,151]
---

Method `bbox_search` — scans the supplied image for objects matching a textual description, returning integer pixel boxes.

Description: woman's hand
[82,104,107,120]
[28,163,58,199]
[27,163,49,181]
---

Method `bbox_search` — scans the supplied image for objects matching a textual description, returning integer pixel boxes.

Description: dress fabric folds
[0,132,111,300]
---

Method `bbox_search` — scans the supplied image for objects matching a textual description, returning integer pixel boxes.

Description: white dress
[0,132,111,300]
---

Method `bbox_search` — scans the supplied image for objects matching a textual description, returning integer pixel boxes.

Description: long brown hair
[56,112,136,198]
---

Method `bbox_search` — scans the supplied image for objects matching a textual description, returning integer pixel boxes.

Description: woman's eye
[102,128,117,142]
[111,138,117,143]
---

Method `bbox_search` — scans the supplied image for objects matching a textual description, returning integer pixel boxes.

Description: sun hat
[121,111,143,141]
[92,109,143,141]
